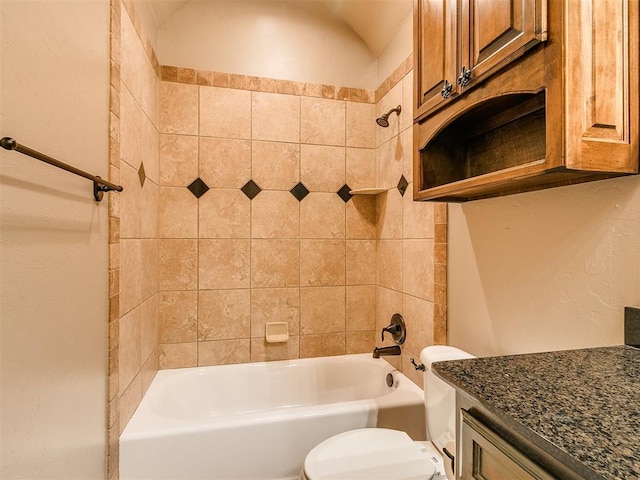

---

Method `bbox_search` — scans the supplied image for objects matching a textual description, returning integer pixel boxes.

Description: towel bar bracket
[93,177,120,201]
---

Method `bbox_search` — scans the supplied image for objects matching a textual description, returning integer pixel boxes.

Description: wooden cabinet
[462,0,547,89]
[414,0,459,116]
[564,0,637,172]
[414,0,547,122]
[455,396,591,480]
[413,0,639,202]
[460,410,555,480]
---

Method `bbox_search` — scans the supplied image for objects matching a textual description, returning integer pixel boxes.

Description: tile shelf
[348,188,388,195]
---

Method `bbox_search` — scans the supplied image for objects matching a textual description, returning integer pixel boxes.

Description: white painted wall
[376,15,413,86]
[448,176,640,357]
[0,1,110,478]
[134,0,160,52]
[158,0,378,88]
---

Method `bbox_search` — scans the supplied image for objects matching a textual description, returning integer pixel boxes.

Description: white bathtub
[120,353,426,480]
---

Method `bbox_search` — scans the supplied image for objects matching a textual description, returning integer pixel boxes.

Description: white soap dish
[265,322,289,343]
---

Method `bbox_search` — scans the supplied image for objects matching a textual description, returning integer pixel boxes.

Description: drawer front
[460,410,556,480]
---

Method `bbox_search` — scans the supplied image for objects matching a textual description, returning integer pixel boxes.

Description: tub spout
[372,345,401,359]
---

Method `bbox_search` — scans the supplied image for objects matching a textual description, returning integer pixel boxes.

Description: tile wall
[156,69,380,368]
[154,55,446,380]
[107,1,160,478]
[107,3,446,478]
[373,59,447,388]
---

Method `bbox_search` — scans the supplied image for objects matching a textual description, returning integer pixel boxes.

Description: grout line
[297,89,303,360]
[195,84,201,367]
[248,91,255,362]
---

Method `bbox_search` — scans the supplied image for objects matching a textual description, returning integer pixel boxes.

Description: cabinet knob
[440,79,453,98]
[457,66,472,87]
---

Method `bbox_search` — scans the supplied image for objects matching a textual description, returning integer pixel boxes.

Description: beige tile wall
[154,54,446,380]
[107,2,445,475]
[157,73,380,368]
[108,1,160,478]
[373,59,447,388]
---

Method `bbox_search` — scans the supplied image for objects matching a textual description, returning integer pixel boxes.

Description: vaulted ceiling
[146,0,413,56]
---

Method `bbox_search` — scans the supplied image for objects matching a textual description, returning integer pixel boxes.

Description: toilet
[300,346,474,480]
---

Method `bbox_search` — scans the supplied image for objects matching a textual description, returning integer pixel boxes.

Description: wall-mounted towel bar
[1,136,123,201]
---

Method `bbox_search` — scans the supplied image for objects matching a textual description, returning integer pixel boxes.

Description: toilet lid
[303,428,436,480]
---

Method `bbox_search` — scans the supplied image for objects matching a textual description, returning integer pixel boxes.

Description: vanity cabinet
[413,0,639,202]
[414,0,547,122]
[455,395,591,480]
[434,347,640,480]
[460,410,555,480]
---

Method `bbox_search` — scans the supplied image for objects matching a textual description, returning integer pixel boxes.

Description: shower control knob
[457,66,472,87]
[381,313,406,345]
[440,80,453,98]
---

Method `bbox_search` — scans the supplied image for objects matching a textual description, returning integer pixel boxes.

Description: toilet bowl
[300,346,474,480]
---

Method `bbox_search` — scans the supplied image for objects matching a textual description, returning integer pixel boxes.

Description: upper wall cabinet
[414,0,547,122]
[413,0,639,202]
[414,0,459,117]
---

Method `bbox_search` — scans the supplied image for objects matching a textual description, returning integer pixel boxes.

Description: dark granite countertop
[433,345,640,480]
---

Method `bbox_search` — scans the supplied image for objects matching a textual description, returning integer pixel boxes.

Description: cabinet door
[564,0,639,173]
[414,0,459,119]
[460,410,556,480]
[460,0,546,88]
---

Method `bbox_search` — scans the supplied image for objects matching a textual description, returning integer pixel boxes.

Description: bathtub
[120,353,426,480]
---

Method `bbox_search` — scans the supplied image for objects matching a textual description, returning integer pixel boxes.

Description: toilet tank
[420,346,475,452]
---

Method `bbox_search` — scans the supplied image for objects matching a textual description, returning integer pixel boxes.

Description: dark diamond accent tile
[187,177,210,199]
[397,175,409,197]
[290,182,309,202]
[337,184,353,203]
[138,162,146,187]
[241,179,262,200]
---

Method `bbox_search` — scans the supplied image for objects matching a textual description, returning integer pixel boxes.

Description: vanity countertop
[433,345,640,480]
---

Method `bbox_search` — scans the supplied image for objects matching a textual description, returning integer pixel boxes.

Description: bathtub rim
[121,353,424,440]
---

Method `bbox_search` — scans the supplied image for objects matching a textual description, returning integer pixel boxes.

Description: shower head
[376,105,402,128]
[376,116,390,128]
